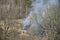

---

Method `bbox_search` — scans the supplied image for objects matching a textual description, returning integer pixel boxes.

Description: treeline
[0,0,32,20]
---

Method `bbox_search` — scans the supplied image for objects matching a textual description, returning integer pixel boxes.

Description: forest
[0,0,60,40]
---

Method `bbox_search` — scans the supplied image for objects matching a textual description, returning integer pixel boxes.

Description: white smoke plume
[22,0,60,40]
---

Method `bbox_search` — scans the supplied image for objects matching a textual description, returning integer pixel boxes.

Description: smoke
[22,0,59,29]
[22,0,60,39]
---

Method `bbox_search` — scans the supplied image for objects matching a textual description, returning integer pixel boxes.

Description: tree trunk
[25,6,28,17]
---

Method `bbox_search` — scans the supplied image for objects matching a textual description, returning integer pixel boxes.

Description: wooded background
[0,0,60,40]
